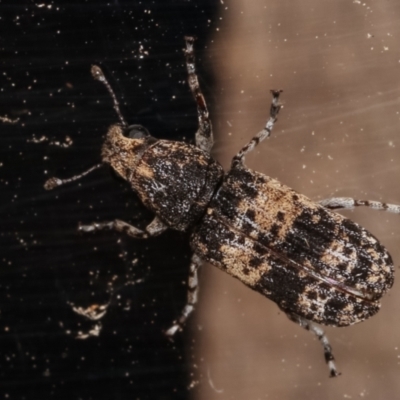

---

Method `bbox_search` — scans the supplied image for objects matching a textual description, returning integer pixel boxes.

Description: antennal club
[91,65,127,127]
[44,163,103,190]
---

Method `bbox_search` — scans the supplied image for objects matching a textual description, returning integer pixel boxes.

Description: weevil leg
[78,215,167,239]
[184,36,214,153]
[165,253,202,337]
[231,90,283,168]
[284,311,341,378]
[319,197,400,214]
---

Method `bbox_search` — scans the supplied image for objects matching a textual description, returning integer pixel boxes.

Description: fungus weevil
[44,36,399,377]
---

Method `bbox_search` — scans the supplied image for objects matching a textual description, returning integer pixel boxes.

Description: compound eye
[125,125,150,139]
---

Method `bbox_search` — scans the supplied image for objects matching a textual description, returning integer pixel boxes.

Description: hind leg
[284,311,340,377]
[319,197,400,214]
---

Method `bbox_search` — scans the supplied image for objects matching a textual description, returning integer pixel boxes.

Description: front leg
[79,215,167,239]
[184,36,214,153]
[165,253,202,337]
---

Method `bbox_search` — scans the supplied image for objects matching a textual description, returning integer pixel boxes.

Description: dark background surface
[1,1,218,399]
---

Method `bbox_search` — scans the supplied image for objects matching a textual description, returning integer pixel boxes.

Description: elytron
[44,36,400,377]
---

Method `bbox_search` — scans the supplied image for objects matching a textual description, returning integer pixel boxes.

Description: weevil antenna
[44,163,103,190]
[91,65,127,127]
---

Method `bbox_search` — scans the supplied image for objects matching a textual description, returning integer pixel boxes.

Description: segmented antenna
[91,65,127,127]
[44,66,126,191]
[44,163,103,190]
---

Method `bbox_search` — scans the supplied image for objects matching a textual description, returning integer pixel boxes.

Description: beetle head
[101,124,157,182]
[43,66,161,191]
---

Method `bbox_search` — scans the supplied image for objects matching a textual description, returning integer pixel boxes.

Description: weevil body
[45,37,399,377]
